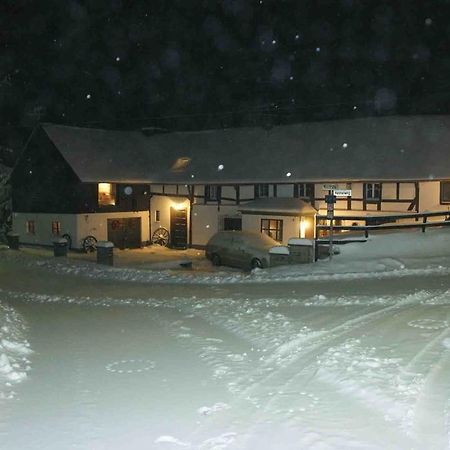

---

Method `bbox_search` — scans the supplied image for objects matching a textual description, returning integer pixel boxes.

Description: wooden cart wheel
[82,235,97,253]
[151,227,170,246]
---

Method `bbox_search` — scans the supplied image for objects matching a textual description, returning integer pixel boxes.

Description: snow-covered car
[205,231,280,270]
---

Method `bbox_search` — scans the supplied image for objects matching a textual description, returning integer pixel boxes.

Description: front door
[170,208,188,249]
[107,217,142,249]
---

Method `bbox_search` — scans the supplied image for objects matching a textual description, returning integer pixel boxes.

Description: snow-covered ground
[0,229,450,449]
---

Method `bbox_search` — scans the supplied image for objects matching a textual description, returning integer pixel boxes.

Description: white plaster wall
[277,184,294,197]
[13,213,78,247]
[221,186,236,200]
[400,183,415,198]
[163,185,177,195]
[382,183,396,200]
[149,196,190,243]
[419,181,442,212]
[240,185,254,200]
[191,204,238,246]
[241,214,300,245]
[75,211,150,249]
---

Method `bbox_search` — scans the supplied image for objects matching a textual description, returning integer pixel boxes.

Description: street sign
[326,202,334,219]
[333,189,352,197]
[325,194,337,204]
[322,184,337,191]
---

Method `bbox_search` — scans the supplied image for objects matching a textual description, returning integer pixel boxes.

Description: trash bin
[6,233,20,250]
[97,241,114,266]
[288,238,315,264]
[53,238,68,257]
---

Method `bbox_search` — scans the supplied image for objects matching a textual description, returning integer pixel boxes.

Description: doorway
[107,217,142,249]
[170,207,188,249]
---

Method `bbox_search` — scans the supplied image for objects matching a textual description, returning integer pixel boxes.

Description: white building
[10,115,450,250]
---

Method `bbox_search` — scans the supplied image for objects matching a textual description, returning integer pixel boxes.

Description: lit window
[205,185,219,201]
[51,221,61,235]
[365,183,381,201]
[255,184,269,198]
[441,181,450,203]
[261,219,283,242]
[98,183,116,206]
[26,220,35,235]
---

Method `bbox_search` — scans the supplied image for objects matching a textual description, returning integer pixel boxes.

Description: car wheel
[211,254,221,266]
[251,258,263,269]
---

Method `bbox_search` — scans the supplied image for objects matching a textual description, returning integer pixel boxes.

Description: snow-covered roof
[238,198,317,216]
[41,115,450,184]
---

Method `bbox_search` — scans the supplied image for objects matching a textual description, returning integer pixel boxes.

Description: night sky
[1,0,450,131]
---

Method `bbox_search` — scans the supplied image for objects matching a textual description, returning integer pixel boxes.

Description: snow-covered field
[0,229,450,449]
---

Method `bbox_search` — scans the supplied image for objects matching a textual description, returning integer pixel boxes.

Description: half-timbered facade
[10,115,450,249]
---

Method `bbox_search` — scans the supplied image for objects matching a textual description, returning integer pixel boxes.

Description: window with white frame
[365,183,381,201]
[261,219,283,242]
[205,185,219,201]
[255,184,269,198]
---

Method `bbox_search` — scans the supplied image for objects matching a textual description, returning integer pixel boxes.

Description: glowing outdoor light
[300,216,308,239]
[172,202,186,210]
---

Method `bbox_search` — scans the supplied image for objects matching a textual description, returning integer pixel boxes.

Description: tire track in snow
[408,325,450,448]
[200,292,439,448]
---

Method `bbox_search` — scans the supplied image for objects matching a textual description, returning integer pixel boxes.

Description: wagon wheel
[151,227,170,247]
[82,235,97,253]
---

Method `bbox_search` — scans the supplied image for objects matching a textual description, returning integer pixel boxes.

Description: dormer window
[98,183,116,206]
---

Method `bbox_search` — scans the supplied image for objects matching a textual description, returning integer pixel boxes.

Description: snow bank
[0,302,32,399]
[4,228,450,286]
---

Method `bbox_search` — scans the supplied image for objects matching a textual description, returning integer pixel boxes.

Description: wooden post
[422,215,427,232]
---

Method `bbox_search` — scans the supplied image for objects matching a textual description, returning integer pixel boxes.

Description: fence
[316,210,450,240]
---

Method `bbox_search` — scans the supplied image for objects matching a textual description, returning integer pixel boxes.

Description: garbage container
[6,233,20,250]
[97,241,114,266]
[287,238,315,264]
[53,238,68,257]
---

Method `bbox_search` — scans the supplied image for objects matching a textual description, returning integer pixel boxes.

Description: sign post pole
[325,190,336,261]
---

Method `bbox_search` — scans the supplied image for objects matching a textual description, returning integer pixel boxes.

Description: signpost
[322,187,352,260]
[333,189,352,197]
[325,193,336,260]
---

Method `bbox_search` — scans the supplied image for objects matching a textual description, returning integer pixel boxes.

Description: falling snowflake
[286,172,292,177]
[342,143,348,148]
[425,18,432,26]
[190,174,195,178]
[315,47,321,53]
[218,164,224,171]
[86,94,91,99]
[116,56,121,62]
[295,34,300,40]
[272,40,277,45]
[289,76,294,80]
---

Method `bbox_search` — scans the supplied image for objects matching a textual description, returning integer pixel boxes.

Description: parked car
[205,231,280,270]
